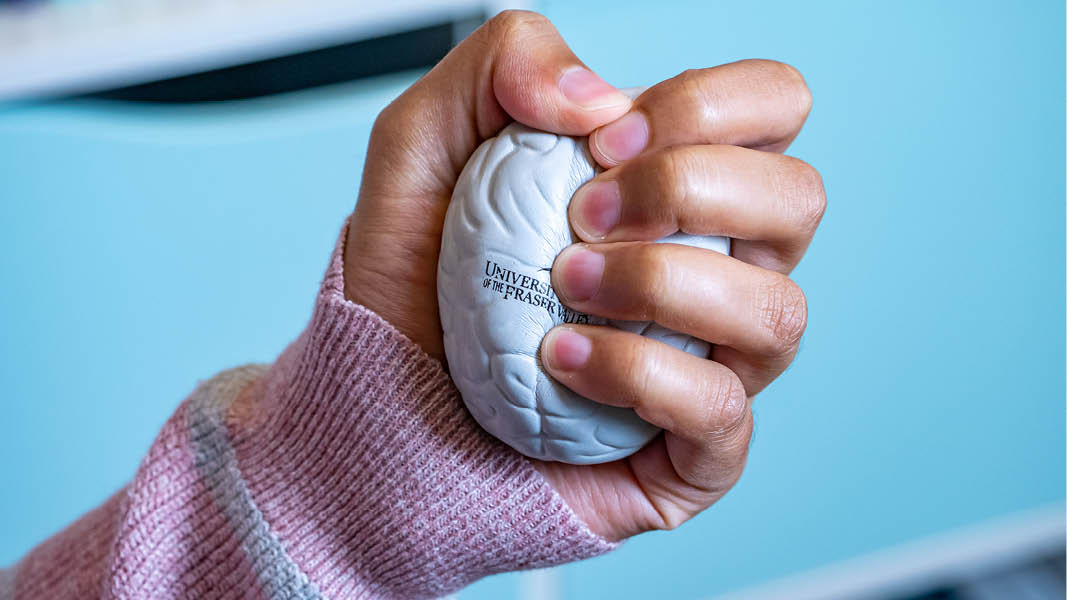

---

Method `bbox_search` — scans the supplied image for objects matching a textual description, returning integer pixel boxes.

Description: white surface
[492,504,1065,600]
[518,569,558,600]
[0,0,527,99]
[437,121,728,464]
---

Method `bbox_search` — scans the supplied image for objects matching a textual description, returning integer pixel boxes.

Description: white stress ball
[437,121,729,464]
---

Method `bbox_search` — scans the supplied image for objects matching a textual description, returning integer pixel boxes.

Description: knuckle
[632,243,675,320]
[776,157,827,234]
[673,68,722,123]
[484,10,552,46]
[675,68,705,89]
[735,58,794,78]
[371,91,401,126]
[369,105,394,138]
[775,60,814,116]
[651,148,696,210]
[655,505,691,531]
[369,100,408,145]
[650,148,682,187]
[756,276,808,355]
[622,338,660,406]
[743,59,813,116]
[698,371,749,437]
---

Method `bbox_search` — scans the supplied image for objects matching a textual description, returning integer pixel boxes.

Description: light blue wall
[0,1,1062,598]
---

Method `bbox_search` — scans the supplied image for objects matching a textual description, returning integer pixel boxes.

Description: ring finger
[551,242,808,392]
[554,240,802,352]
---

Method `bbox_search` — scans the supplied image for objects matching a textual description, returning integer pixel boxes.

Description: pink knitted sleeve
[2,221,617,599]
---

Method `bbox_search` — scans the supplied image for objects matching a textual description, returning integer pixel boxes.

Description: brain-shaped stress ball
[438,121,729,464]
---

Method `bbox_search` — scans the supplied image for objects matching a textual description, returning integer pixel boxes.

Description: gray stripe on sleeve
[186,366,324,600]
[0,566,15,600]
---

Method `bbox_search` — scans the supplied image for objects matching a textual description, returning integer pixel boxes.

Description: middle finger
[568,144,826,274]
[551,242,808,362]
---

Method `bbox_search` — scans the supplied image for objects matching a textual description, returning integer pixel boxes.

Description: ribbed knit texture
[1,221,617,599]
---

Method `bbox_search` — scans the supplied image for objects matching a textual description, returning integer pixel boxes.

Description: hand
[343,11,824,542]
[535,62,822,540]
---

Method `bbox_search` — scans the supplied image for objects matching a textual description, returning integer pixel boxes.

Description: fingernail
[571,180,621,239]
[545,328,592,371]
[559,67,631,111]
[592,111,649,165]
[555,245,604,302]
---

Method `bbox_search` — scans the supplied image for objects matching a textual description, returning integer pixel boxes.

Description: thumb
[482,12,634,136]
[344,11,627,360]
[359,10,632,202]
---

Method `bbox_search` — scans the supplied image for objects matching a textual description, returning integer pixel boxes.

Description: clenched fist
[344,10,824,542]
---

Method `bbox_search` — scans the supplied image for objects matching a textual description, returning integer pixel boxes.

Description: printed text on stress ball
[482,259,591,324]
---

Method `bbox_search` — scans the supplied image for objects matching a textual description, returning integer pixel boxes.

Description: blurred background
[0,1,1063,598]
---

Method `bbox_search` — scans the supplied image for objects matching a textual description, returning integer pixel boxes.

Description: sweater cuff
[231,220,617,598]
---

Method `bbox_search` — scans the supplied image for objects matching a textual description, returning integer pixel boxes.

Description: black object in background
[892,549,1065,600]
[87,17,480,102]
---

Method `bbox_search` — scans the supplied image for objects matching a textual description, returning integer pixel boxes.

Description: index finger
[589,59,813,167]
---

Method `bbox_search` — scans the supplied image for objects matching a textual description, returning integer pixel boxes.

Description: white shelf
[0,0,526,99]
